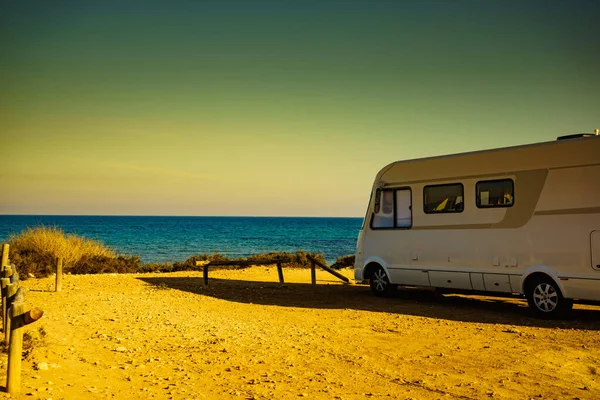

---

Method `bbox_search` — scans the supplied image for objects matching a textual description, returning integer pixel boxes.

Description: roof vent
[557,129,599,140]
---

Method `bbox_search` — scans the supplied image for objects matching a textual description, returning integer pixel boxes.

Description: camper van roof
[376,134,600,185]
[556,133,597,140]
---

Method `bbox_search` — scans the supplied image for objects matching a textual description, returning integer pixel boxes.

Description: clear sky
[1,0,598,217]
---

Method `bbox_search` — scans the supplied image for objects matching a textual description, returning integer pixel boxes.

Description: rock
[36,362,49,371]
[115,347,128,352]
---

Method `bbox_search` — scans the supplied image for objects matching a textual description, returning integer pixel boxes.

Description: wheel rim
[373,269,388,292]
[533,283,558,312]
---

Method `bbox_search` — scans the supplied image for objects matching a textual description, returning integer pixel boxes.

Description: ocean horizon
[0,215,363,264]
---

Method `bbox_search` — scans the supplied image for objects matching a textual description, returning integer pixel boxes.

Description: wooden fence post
[1,244,9,268]
[1,277,9,336]
[203,264,209,285]
[1,264,14,337]
[55,257,63,292]
[3,266,13,282]
[6,299,23,395]
[276,263,285,284]
[4,283,18,346]
[6,287,44,395]
[310,260,316,286]
[10,269,19,286]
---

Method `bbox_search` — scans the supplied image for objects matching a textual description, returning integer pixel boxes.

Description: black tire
[526,275,573,318]
[369,266,397,297]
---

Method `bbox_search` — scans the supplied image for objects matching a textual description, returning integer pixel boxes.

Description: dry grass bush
[9,226,119,277]
[10,226,116,266]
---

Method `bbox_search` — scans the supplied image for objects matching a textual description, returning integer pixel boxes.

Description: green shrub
[70,255,141,275]
[169,251,326,271]
[137,262,174,273]
[171,253,213,271]
[331,254,355,269]
[246,250,326,268]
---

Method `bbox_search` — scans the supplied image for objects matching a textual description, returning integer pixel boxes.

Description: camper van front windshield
[372,190,394,228]
[361,189,375,230]
[371,188,412,229]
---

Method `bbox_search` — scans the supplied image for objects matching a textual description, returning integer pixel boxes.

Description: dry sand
[1,267,599,399]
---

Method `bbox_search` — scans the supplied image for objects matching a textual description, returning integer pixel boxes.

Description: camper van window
[371,189,395,228]
[476,179,514,208]
[423,183,464,213]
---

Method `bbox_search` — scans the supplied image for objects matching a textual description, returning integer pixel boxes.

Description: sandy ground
[0,267,599,399]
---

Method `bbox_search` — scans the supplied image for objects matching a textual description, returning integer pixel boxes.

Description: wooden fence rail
[0,244,45,395]
[196,257,293,285]
[196,255,351,286]
[306,254,351,285]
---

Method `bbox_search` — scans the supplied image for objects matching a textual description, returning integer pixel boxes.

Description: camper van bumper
[354,267,364,282]
[354,253,366,281]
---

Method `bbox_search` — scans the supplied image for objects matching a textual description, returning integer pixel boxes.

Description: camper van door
[592,230,600,270]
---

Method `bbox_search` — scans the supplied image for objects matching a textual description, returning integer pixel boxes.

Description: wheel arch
[521,266,568,298]
[362,257,389,281]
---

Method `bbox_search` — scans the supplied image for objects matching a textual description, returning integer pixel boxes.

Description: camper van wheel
[526,276,572,318]
[370,266,396,297]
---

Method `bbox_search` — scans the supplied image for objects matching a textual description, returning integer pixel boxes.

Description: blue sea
[0,216,363,264]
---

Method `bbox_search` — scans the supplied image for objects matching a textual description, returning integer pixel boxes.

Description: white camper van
[354,133,600,317]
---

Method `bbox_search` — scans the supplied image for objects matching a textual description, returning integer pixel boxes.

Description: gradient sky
[1,0,598,216]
